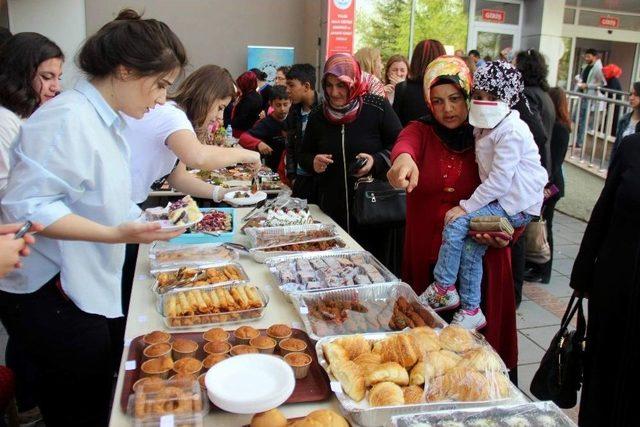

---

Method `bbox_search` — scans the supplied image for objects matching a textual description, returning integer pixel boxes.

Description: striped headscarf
[322,53,369,125]
[423,55,472,109]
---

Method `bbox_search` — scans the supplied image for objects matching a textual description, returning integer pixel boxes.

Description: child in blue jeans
[420,61,548,330]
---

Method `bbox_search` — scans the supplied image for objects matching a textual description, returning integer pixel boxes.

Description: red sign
[481,8,505,23]
[326,0,356,59]
[599,16,619,28]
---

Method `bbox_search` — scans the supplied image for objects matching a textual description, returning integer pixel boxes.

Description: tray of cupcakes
[121,325,331,413]
[315,325,528,427]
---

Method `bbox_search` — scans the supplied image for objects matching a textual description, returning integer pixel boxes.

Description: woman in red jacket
[388,56,519,377]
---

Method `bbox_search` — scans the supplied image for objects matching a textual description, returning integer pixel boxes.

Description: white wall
[7,0,86,89]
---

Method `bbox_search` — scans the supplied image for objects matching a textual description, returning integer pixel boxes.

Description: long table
[109,205,352,426]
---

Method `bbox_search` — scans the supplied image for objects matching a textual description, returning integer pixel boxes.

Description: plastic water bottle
[225,124,232,139]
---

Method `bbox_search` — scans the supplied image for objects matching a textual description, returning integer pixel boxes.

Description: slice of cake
[167,196,202,225]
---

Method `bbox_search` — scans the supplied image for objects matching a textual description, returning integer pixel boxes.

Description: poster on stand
[326,0,356,59]
[247,46,295,84]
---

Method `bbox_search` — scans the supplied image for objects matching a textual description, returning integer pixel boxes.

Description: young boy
[421,61,548,330]
[239,85,291,178]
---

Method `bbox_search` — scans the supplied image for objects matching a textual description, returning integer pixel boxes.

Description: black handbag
[352,176,406,226]
[530,294,586,408]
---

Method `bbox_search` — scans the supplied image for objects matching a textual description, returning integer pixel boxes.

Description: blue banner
[247,46,295,84]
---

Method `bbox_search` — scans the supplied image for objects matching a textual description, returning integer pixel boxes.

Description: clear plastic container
[149,242,239,275]
[152,262,249,295]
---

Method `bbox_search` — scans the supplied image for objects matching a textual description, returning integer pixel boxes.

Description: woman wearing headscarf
[387,56,519,376]
[230,70,263,138]
[300,53,402,263]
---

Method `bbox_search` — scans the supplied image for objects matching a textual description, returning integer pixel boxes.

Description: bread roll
[250,408,287,427]
[333,335,371,359]
[352,352,382,377]
[457,347,504,372]
[331,360,366,402]
[365,362,409,386]
[369,381,404,407]
[439,325,478,353]
[423,350,462,381]
[409,326,441,356]
[305,409,349,427]
[402,385,425,404]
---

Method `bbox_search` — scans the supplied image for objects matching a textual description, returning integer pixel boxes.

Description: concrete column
[7,0,86,89]
[521,0,566,86]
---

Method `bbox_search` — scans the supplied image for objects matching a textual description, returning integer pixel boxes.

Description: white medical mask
[468,99,511,129]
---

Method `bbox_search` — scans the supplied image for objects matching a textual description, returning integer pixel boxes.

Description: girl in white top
[0,10,187,426]
[421,61,548,331]
[0,32,64,190]
[123,64,259,204]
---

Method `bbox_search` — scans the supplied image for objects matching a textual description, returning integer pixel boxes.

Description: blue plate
[170,207,236,244]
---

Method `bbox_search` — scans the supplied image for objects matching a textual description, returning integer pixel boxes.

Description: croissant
[423,350,462,381]
[331,360,366,402]
[439,325,478,353]
[352,352,382,377]
[365,362,409,387]
[333,335,371,360]
[368,381,404,407]
[402,385,425,404]
[373,334,419,369]
[409,361,425,386]
[409,326,441,357]
[457,347,504,372]
[323,342,349,373]
[485,371,511,399]
[438,367,492,402]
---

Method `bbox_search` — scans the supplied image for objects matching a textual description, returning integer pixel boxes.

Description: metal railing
[566,87,632,175]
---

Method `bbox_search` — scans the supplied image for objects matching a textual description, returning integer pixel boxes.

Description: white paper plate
[223,191,267,207]
[136,213,202,231]
[205,354,295,414]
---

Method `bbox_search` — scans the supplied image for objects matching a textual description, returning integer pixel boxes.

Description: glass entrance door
[476,31,514,60]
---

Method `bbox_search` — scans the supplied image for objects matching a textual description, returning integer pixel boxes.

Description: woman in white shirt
[0,32,64,190]
[0,9,187,426]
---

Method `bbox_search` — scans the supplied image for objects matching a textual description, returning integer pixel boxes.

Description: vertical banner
[247,46,295,84]
[326,0,356,59]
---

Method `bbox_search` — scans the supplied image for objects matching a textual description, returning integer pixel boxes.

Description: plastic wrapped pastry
[439,324,479,353]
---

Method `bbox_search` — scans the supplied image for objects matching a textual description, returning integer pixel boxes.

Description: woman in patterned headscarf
[299,53,402,265]
[387,55,520,378]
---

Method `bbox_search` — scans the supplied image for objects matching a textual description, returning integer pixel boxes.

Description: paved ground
[0,211,584,425]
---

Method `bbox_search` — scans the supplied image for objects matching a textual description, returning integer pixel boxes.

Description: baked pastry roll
[331,360,365,402]
[303,409,349,427]
[409,361,425,385]
[423,350,462,381]
[333,335,371,360]
[402,385,425,404]
[439,325,479,353]
[323,342,349,372]
[352,352,382,377]
[365,362,409,386]
[485,370,511,399]
[457,346,504,372]
[372,334,419,368]
[409,326,441,356]
[427,366,492,402]
[368,381,404,407]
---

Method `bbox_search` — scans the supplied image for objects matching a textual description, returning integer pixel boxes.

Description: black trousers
[0,278,114,427]
[291,175,318,204]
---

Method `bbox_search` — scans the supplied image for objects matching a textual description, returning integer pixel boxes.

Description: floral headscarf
[322,53,369,125]
[473,60,524,108]
[423,55,472,109]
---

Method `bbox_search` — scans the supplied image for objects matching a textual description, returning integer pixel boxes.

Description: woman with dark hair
[250,67,274,115]
[393,39,446,126]
[0,10,187,426]
[231,70,263,137]
[611,81,640,162]
[0,32,64,190]
[383,54,409,105]
[300,53,402,263]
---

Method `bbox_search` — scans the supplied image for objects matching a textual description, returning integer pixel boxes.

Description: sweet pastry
[250,408,287,427]
[368,381,404,407]
[457,347,504,372]
[197,373,207,391]
[409,326,441,355]
[143,342,172,359]
[333,335,371,359]
[132,376,165,393]
[203,340,231,355]
[250,336,276,354]
[133,382,202,418]
[402,385,425,404]
[284,352,312,379]
[267,324,292,342]
[141,357,173,379]
[203,353,228,369]
[203,327,230,343]
[426,367,491,402]
[330,360,365,402]
[365,361,409,386]
[169,373,197,383]
[322,342,349,372]
[278,337,307,355]
[143,330,172,346]
[409,361,425,386]
[372,334,419,368]
[352,352,382,377]
[230,344,259,356]
[304,409,349,427]
[423,350,462,381]
[172,357,202,376]
[234,326,260,344]
[485,370,511,399]
[156,265,244,292]
[167,195,202,225]
[439,325,479,353]
[172,338,198,359]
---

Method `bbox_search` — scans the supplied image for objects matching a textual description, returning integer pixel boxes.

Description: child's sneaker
[420,282,460,311]
[451,308,487,330]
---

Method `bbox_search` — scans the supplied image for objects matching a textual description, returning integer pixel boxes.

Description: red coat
[391,121,518,369]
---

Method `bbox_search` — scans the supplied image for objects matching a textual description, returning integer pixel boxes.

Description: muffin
[284,352,312,379]
[203,340,231,356]
[230,344,260,356]
[172,338,198,360]
[132,376,165,393]
[234,326,260,345]
[143,330,172,346]
[203,353,228,369]
[169,373,197,384]
[197,373,207,391]
[143,342,172,360]
[267,324,292,343]
[278,337,307,356]
[249,336,277,354]
[141,357,173,379]
[203,327,230,343]
[172,357,202,376]
[251,408,287,427]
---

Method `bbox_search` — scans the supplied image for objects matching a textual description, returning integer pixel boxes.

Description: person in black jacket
[285,63,321,201]
[231,70,263,137]
[393,39,445,126]
[300,53,402,263]
[250,68,273,115]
